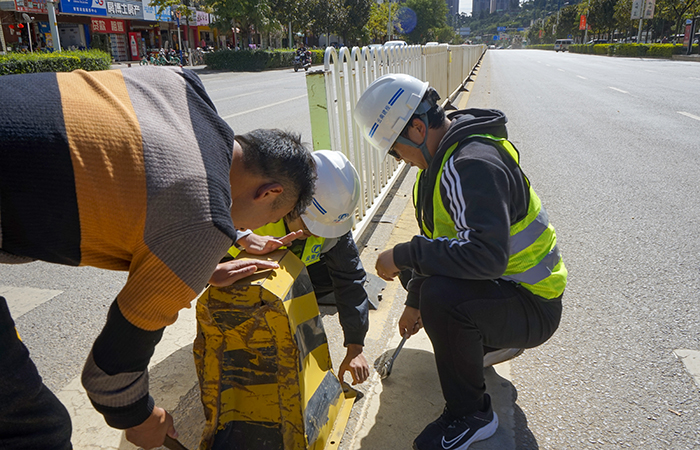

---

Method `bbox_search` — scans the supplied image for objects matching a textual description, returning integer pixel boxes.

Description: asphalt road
[467,49,700,449]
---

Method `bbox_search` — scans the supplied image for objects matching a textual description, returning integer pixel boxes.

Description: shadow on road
[357,346,539,450]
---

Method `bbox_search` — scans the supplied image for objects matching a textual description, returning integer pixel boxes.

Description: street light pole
[387,0,392,41]
[46,0,61,52]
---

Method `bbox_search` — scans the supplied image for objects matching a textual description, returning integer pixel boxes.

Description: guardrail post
[305,69,332,151]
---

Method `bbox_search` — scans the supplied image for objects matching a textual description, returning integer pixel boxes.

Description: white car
[384,40,408,48]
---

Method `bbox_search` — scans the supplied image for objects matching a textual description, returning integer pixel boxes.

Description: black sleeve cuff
[392,242,413,270]
[91,394,155,430]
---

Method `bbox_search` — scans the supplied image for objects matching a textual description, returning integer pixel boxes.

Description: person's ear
[409,118,427,143]
[254,183,284,202]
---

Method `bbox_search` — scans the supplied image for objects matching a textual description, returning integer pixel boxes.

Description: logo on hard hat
[335,213,349,223]
[368,88,405,138]
[312,198,327,215]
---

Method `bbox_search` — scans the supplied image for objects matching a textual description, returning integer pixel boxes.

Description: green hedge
[568,43,697,57]
[0,50,111,76]
[203,48,324,71]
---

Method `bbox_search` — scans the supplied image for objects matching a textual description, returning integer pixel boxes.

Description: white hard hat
[302,150,361,238]
[353,73,429,158]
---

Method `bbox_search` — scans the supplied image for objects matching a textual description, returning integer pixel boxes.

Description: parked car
[554,39,573,52]
[384,40,407,48]
[586,39,608,44]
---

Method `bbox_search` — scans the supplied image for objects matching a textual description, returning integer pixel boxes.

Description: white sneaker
[483,348,524,367]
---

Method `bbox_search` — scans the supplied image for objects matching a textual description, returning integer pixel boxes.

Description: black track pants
[418,277,562,417]
[0,297,72,450]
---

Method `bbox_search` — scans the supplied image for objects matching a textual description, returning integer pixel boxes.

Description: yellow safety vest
[413,134,567,299]
[228,219,327,266]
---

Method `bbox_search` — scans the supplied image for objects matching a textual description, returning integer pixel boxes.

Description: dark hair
[234,129,316,219]
[400,87,445,137]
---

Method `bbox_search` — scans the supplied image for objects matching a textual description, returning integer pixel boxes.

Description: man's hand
[375,248,400,281]
[124,406,176,450]
[338,344,370,385]
[398,306,422,337]
[209,260,280,287]
[238,230,304,255]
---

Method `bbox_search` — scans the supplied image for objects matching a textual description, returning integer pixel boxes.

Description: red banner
[91,18,126,34]
[683,24,692,48]
[14,0,47,13]
[579,15,587,31]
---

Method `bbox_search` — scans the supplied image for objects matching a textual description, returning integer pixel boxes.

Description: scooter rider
[211,150,371,385]
[354,74,567,450]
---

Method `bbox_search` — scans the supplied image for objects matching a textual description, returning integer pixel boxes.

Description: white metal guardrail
[305,44,486,241]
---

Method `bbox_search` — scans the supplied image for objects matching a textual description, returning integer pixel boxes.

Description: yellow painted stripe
[219,383,281,423]
[299,343,333,407]
[283,291,320,331]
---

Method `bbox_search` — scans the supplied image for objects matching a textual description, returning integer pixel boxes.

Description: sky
[459,0,472,14]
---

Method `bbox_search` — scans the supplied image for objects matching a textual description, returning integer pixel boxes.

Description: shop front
[140,0,170,51]
[195,10,212,48]
[90,17,127,60]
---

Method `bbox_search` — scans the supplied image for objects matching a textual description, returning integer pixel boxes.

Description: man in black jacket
[354,74,567,450]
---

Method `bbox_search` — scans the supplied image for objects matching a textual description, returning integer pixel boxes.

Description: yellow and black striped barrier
[193,249,355,450]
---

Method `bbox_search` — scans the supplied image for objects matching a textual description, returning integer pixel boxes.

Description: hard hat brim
[302,212,355,239]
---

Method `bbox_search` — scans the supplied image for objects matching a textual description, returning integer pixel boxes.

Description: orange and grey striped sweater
[0,66,237,428]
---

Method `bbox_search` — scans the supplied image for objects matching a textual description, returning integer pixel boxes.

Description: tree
[587,0,616,37]
[403,0,449,43]
[655,0,700,37]
[336,0,372,45]
[306,0,345,42]
[555,4,579,38]
[366,1,400,43]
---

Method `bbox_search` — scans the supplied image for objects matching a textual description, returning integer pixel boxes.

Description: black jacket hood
[437,108,509,160]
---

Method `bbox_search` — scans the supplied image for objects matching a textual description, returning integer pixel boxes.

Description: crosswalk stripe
[0,285,63,318]
[674,349,700,389]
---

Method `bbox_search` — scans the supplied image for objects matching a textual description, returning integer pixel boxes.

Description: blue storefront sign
[59,0,106,16]
[142,0,170,22]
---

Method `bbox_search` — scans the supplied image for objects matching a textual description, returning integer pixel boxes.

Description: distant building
[445,0,460,16]
[471,0,490,15]
[489,0,509,13]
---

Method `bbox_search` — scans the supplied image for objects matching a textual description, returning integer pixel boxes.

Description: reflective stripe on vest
[413,134,567,299]
[228,220,326,266]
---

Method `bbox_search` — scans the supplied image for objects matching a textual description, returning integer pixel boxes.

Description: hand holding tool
[376,332,411,379]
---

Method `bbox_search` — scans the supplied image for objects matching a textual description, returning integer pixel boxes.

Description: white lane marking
[690,77,700,81]
[558,69,565,72]
[674,349,700,389]
[58,299,199,448]
[222,94,307,119]
[678,111,700,121]
[609,87,629,94]
[0,285,63,318]
[216,90,265,102]
[577,75,587,79]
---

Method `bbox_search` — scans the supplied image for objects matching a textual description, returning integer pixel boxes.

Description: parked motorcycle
[293,50,312,72]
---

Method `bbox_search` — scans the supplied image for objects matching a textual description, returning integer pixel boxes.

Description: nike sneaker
[412,394,498,450]
[483,348,524,368]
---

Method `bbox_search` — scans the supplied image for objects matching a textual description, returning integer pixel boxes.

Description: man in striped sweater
[0,67,316,449]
